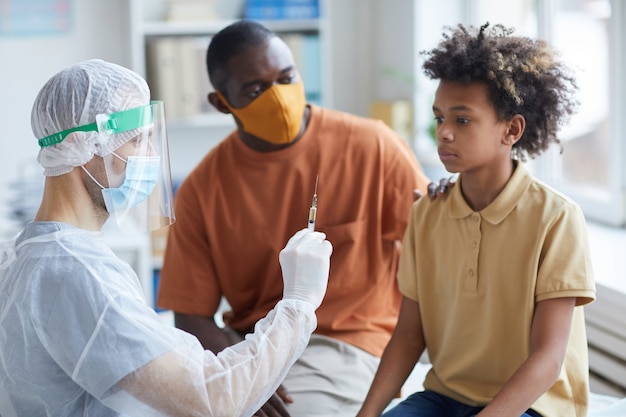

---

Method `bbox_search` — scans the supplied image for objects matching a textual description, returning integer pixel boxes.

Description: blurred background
[1,0,625,397]
[1,0,623,228]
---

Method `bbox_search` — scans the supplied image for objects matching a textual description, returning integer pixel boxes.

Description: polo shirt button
[473,214,480,222]
[472,241,478,248]
[468,269,475,276]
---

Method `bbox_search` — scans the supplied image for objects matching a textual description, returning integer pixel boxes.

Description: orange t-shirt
[157,105,430,356]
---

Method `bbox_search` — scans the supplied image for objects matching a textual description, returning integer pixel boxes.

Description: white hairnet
[31,59,150,177]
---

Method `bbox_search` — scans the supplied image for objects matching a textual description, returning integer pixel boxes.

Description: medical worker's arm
[114,229,332,417]
[175,313,299,416]
[356,296,426,417]
[476,297,576,417]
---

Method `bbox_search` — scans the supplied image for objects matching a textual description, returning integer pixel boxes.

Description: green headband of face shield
[37,101,158,148]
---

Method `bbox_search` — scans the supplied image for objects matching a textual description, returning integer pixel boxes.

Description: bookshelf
[142,19,323,36]
[127,0,330,128]
[125,0,331,176]
[126,0,331,309]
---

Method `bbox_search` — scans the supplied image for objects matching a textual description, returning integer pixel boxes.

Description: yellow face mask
[217,81,306,145]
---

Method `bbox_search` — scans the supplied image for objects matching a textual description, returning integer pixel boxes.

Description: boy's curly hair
[422,22,579,160]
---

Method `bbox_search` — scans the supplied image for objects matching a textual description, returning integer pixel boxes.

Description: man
[0,59,332,417]
[157,20,432,416]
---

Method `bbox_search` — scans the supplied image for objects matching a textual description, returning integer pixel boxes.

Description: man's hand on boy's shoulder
[414,176,456,201]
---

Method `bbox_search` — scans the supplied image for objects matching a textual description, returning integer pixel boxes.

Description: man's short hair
[206,20,277,93]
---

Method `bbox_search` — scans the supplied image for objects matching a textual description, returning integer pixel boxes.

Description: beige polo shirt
[398,162,595,417]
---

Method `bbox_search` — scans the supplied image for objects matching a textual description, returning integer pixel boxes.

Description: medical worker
[0,59,332,417]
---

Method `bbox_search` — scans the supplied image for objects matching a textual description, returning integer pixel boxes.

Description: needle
[308,175,318,231]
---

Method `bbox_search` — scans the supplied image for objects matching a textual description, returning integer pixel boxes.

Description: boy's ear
[503,114,525,145]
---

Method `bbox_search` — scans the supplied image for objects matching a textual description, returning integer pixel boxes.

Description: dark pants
[383,390,542,417]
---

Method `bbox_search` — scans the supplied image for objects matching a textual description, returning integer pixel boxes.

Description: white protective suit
[0,222,327,416]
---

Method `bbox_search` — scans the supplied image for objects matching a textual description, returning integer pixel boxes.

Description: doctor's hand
[280,229,333,310]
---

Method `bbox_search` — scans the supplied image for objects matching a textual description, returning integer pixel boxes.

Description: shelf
[166,112,235,129]
[152,256,163,270]
[130,0,328,131]
[141,18,322,37]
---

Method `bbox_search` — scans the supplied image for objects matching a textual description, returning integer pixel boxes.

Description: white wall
[328,0,415,117]
[0,0,429,236]
[0,0,130,238]
[0,0,416,237]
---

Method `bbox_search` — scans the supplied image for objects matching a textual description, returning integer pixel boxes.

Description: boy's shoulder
[525,173,580,212]
[410,164,581,222]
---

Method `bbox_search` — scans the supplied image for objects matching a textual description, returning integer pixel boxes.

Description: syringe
[308,175,318,231]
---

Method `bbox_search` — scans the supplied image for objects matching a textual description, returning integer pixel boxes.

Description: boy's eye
[434,116,443,124]
[457,117,470,124]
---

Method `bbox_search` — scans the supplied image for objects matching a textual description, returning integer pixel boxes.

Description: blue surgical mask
[82,154,161,214]
[101,155,161,213]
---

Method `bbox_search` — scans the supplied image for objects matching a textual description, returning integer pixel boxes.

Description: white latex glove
[280,228,333,309]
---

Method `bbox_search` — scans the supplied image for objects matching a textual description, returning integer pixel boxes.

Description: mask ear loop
[110,152,128,164]
[82,151,132,191]
[80,166,106,190]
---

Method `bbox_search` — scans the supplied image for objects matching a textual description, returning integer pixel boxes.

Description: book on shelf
[146,32,322,119]
[146,37,179,118]
[301,33,321,105]
[370,100,413,141]
[244,0,319,20]
[193,36,215,113]
[165,0,219,21]
[146,36,215,120]
[281,33,322,105]
[177,37,202,117]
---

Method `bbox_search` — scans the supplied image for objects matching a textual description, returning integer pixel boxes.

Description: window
[414,0,626,226]
[536,0,624,225]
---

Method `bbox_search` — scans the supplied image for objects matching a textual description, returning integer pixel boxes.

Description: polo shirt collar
[448,162,533,225]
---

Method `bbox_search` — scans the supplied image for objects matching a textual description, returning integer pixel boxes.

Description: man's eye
[247,89,262,99]
[279,75,295,84]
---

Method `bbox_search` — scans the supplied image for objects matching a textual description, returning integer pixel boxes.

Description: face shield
[38,101,175,233]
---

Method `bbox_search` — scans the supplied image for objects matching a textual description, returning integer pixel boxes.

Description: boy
[356,23,595,417]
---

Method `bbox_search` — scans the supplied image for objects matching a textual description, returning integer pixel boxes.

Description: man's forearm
[174,313,234,353]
